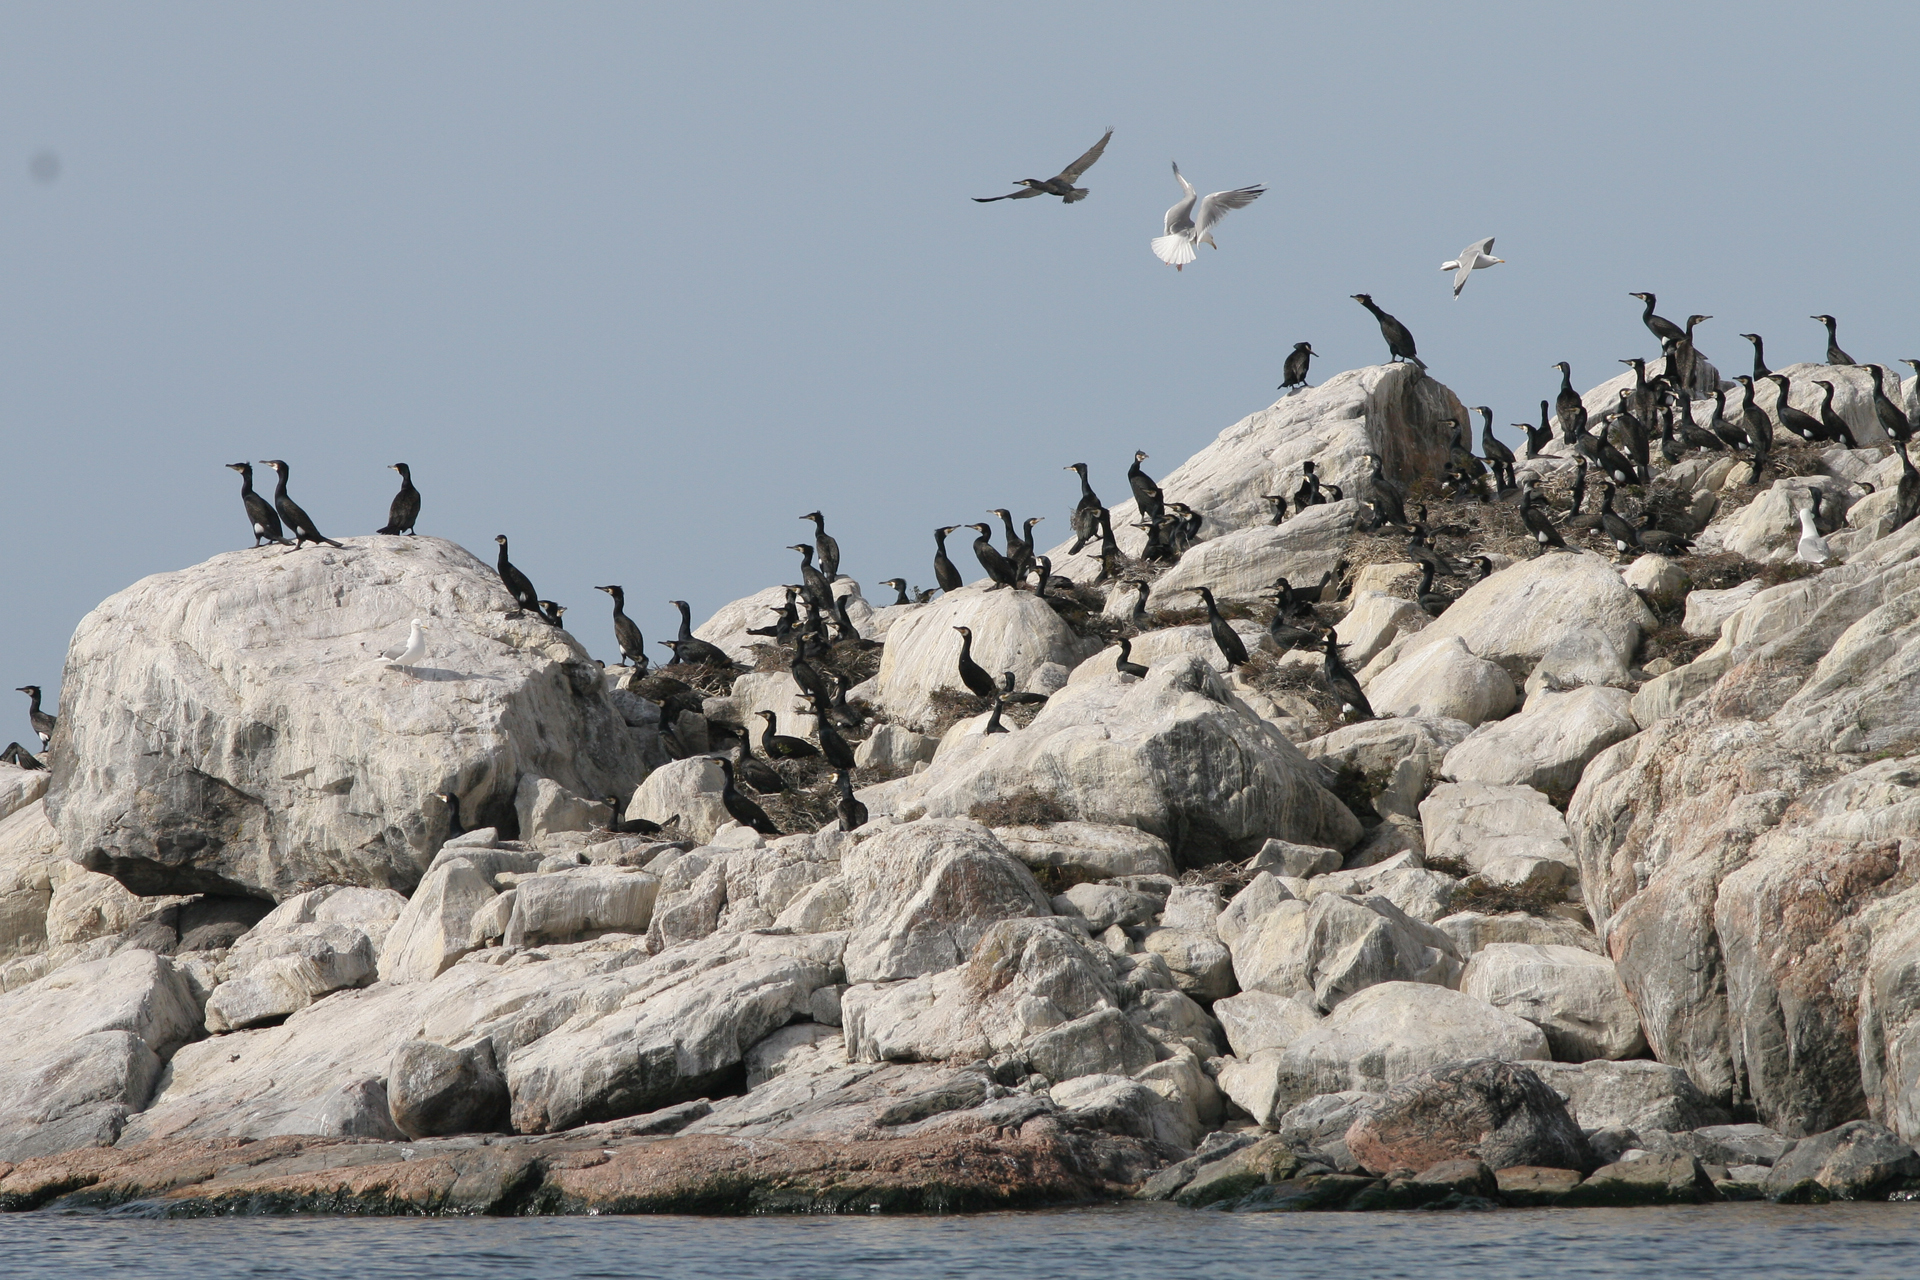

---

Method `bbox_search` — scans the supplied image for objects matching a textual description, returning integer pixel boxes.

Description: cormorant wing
[1163,162,1199,234]
[1052,128,1112,183]
[973,188,1042,202]
[1192,184,1266,238]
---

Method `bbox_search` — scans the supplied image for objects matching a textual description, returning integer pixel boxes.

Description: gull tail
[1150,234,1195,269]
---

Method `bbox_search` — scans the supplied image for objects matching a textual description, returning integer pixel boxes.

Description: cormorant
[952,625,997,698]
[982,698,1009,734]
[1441,237,1503,297]
[1675,393,1727,452]
[377,463,420,535]
[756,709,819,760]
[1066,463,1104,553]
[1812,315,1856,366]
[1122,578,1149,628]
[1031,555,1058,596]
[600,795,672,836]
[1657,409,1684,466]
[1866,364,1913,444]
[1706,389,1749,452]
[1151,161,1265,270]
[16,685,54,751]
[1766,374,1826,443]
[1598,485,1640,556]
[1635,509,1693,556]
[1732,376,1775,462]
[932,526,963,594]
[787,544,836,610]
[1262,493,1288,524]
[835,770,868,832]
[988,508,1034,580]
[1115,637,1149,679]
[1128,451,1165,522]
[799,511,840,581]
[1612,392,1653,480]
[1476,406,1515,483]
[712,723,787,794]
[668,600,736,667]
[1094,508,1122,584]
[879,578,911,606]
[1292,460,1322,511]
[814,711,856,772]
[1553,362,1587,443]
[1352,294,1422,368]
[1322,630,1374,721]
[1135,516,1175,564]
[1519,480,1566,551]
[1629,292,1686,348]
[997,672,1049,706]
[716,758,781,836]
[1740,333,1770,379]
[747,586,800,644]
[1415,562,1450,615]
[973,128,1112,203]
[1894,441,1920,531]
[259,460,343,549]
[0,743,44,770]
[1521,401,1555,459]
[967,524,1019,589]
[1360,453,1410,528]
[1192,587,1248,669]
[494,535,543,615]
[226,462,289,547]
[1811,380,1860,449]
[1472,555,1495,581]
[433,790,465,838]
[537,601,566,627]
[788,637,831,704]
[1280,342,1316,393]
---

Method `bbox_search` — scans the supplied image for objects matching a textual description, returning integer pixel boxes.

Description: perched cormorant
[1635,509,1693,556]
[1441,237,1503,297]
[997,672,1049,706]
[0,743,45,770]
[1115,637,1149,679]
[1031,555,1060,597]
[932,526,963,594]
[1352,294,1422,368]
[711,724,787,794]
[814,711,856,772]
[1675,393,1727,452]
[1292,460,1323,511]
[973,128,1112,203]
[16,685,54,751]
[668,600,736,667]
[1150,161,1265,270]
[226,462,289,547]
[1472,555,1495,581]
[1613,392,1653,479]
[787,544,836,611]
[1360,453,1410,528]
[1066,463,1104,553]
[1893,441,1920,532]
[988,508,1034,580]
[800,511,840,580]
[1519,480,1566,551]
[952,625,997,698]
[1094,508,1122,584]
[1866,364,1913,444]
[1476,405,1515,481]
[1657,409,1684,466]
[1740,333,1770,379]
[1122,578,1149,628]
[1705,389,1749,452]
[1552,362,1587,443]
[537,601,566,627]
[756,709,819,760]
[493,535,544,615]
[835,770,868,832]
[1262,493,1288,524]
[1598,485,1640,556]
[1812,315,1856,366]
[1322,630,1374,721]
[1732,376,1775,463]
[377,463,420,535]
[1192,587,1248,669]
[594,585,646,667]
[1415,562,1450,616]
[433,790,465,838]
[967,524,1019,590]
[1127,451,1165,522]
[259,460,343,549]
[716,758,781,836]
[982,698,1009,734]
[1522,401,1555,459]
[600,795,672,836]
[1280,342,1317,392]
[1766,374,1826,443]
[1811,380,1861,449]
[879,578,911,606]
[1629,292,1686,348]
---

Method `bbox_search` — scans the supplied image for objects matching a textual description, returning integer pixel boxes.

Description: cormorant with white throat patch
[260,460,343,549]
[377,463,419,535]
[227,463,288,547]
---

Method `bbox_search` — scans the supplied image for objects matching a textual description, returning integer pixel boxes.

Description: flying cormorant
[377,463,420,535]
[973,128,1112,203]
[1280,342,1316,392]
[1629,292,1686,348]
[1812,315,1856,366]
[835,770,868,832]
[494,535,543,615]
[1151,162,1265,270]
[800,511,840,580]
[1065,463,1104,553]
[952,625,997,698]
[594,585,647,667]
[1322,631,1374,721]
[226,463,288,547]
[966,524,1019,589]
[1353,294,1422,367]
[1192,587,1249,669]
[716,758,781,836]
[16,685,54,751]
[259,460,343,550]
[932,526,964,594]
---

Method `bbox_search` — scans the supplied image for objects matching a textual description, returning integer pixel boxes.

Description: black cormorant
[982,698,1009,734]
[1352,294,1421,368]
[1811,380,1861,449]
[1740,333,1770,379]
[1732,376,1775,462]
[16,685,54,751]
[997,672,1049,705]
[1598,485,1640,556]
[1115,637,1149,679]
[538,600,567,627]
[788,544,836,610]
[814,710,856,771]
[952,625,997,698]
[835,770,868,831]
[1415,562,1450,616]
[756,709,819,760]
[1280,342,1316,393]
[600,795,670,836]
[716,758,781,835]
[1866,365,1913,444]
[988,508,1034,580]
[1706,389,1749,452]
[226,463,288,547]
[1522,400,1555,459]
[932,526,963,594]
[972,128,1112,203]
[433,790,465,838]
[1766,374,1826,443]
[0,743,44,770]
[1629,292,1685,348]
[1322,630,1373,721]
[800,511,840,580]
[1519,480,1566,551]
[668,600,736,667]
[1292,460,1322,511]
[1095,508,1122,584]
[1192,587,1248,668]
[1472,555,1495,581]
[1552,362,1587,443]
[1361,453,1410,529]
[1812,315,1856,366]
[967,524,1019,589]
[1123,577,1149,628]
[1894,441,1920,531]
[1675,393,1727,452]
[259,460,344,549]
[594,586,646,666]
[494,535,543,615]
[1066,463,1104,553]
[377,463,420,535]
[1657,409,1684,466]
[879,578,911,606]
[1635,510,1693,556]
[1128,451,1165,522]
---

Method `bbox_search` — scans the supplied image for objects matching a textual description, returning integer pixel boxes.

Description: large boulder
[1523,1059,1728,1133]
[860,656,1361,865]
[1140,504,1353,610]
[1224,888,1459,1011]
[204,923,378,1032]
[990,822,1177,880]
[376,858,499,983]
[46,537,647,900]
[1364,637,1516,727]
[1344,1058,1595,1175]
[1420,781,1575,875]
[1440,686,1638,803]
[0,763,49,825]
[1301,717,1471,821]
[874,586,1096,729]
[1763,1120,1920,1202]
[1460,943,1645,1061]
[0,800,62,968]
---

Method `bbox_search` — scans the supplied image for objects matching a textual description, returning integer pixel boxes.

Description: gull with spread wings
[973,129,1113,203]
[1149,162,1264,270]
[1440,236,1504,297]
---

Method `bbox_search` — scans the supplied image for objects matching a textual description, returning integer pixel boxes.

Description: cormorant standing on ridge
[538,601,567,627]
[997,672,1049,706]
[1867,365,1913,444]
[1066,463,1103,553]
[932,527,964,594]
[1322,631,1373,721]
[1128,451,1165,522]
[594,585,647,667]
[1292,460,1322,511]
[800,511,840,580]
[226,463,288,547]
[1812,315,1856,366]
[668,600,735,668]
[377,463,420,535]
[879,578,911,606]
[601,795,670,836]
[1519,479,1566,550]
[716,758,781,836]
[1192,587,1248,669]
[1351,294,1422,368]
[494,535,543,615]
[1415,562,1450,616]
[259,460,343,549]
[813,711,856,772]
[1741,333,1770,379]
[835,770,868,832]
[1732,376,1775,463]
[1476,406,1515,486]
[1629,292,1686,348]
[989,508,1035,580]
[952,625,997,699]
[1598,485,1640,556]
[1280,342,1316,393]
[1812,380,1861,449]
[1767,374,1827,443]
[1520,402,1555,459]
[16,686,54,751]
[1894,441,1920,532]
[755,709,818,760]
[787,544,835,611]
[966,524,1019,589]
[1552,362,1587,443]
[1094,508,1122,584]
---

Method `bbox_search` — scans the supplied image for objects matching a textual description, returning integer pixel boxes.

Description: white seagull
[1795,505,1833,565]
[1441,236,1504,297]
[1150,162,1265,271]
[373,619,429,673]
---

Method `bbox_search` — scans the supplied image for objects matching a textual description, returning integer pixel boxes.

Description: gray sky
[4,2,1914,723]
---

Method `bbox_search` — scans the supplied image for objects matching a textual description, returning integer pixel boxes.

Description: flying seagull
[1150,162,1264,270]
[973,129,1112,203]
[371,619,428,674]
[1440,236,1503,297]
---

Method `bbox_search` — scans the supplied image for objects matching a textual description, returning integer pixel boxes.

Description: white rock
[1334,591,1430,667]
[1050,1072,1199,1152]
[1622,554,1691,610]
[1524,1059,1726,1133]
[1054,883,1158,932]
[1433,910,1604,957]
[1682,579,1763,638]
[1211,989,1322,1057]
[1300,716,1472,820]
[1225,891,1459,1011]
[1364,635,1516,726]
[724,670,819,743]
[1142,505,1355,610]
[1420,781,1576,874]
[1247,838,1342,879]
[376,859,498,983]
[205,924,377,1032]
[502,866,660,947]
[626,757,731,844]
[515,776,613,844]
[854,723,939,774]
[1441,686,1638,800]
[1522,631,1632,702]
[1299,860,1461,923]
[247,886,409,955]
[875,586,1096,729]
[1461,942,1646,1062]
[0,764,49,825]
[744,1024,845,1089]
[990,822,1177,879]
[45,871,187,951]
[0,801,62,965]
[1141,927,1236,1001]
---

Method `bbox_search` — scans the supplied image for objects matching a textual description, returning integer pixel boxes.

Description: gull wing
[1192,184,1266,238]
[1052,128,1113,183]
[1452,236,1495,296]
[1163,162,1199,235]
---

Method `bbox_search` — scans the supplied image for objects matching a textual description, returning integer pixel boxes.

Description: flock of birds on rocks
[12,131,1920,840]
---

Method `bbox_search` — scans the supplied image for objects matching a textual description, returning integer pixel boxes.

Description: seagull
[972,128,1112,203]
[372,619,428,673]
[1440,236,1503,297]
[1150,162,1264,270]
[1795,505,1833,565]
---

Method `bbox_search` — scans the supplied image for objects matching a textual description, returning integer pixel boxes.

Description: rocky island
[5,356,1920,1216]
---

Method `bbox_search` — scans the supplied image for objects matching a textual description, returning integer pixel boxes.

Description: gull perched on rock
[371,619,428,673]
[1796,505,1833,565]
[1440,237,1503,297]
[1150,162,1264,270]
